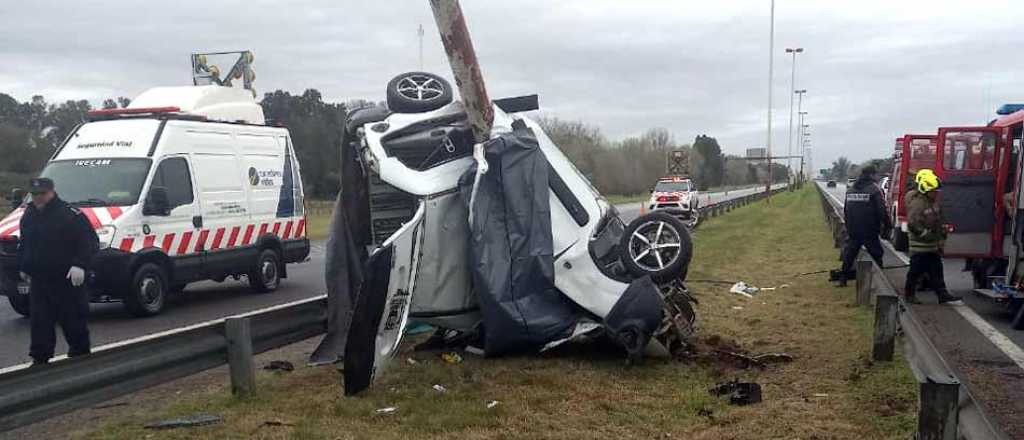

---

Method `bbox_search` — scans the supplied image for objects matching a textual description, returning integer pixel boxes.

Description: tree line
[0,91,789,199]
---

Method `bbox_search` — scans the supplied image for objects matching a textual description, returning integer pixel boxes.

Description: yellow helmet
[915,169,940,193]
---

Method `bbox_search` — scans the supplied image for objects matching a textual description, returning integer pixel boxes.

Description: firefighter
[17,178,99,365]
[904,169,961,304]
[838,165,891,286]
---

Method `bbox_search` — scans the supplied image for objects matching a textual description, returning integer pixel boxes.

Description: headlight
[95,225,117,249]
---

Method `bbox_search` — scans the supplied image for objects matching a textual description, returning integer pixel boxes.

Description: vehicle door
[935,127,1006,257]
[343,203,425,395]
[140,155,203,279]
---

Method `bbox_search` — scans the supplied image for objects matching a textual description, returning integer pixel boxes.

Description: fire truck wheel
[124,263,167,317]
[8,294,29,317]
[620,212,693,282]
[386,72,454,113]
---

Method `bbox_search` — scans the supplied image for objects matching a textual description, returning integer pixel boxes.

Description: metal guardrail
[0,185,788,433]
[815,183,1007,440]
[0,295,327,432]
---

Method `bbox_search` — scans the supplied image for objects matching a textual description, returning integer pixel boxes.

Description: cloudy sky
[2,0,1022,171]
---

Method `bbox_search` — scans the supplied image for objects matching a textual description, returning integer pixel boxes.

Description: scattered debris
[465,345,485,356]
[406,357,419,365]
[709,380,762,406]
[144,414,223,430]
[731,306,744,310]
[432,384,447,393]
[261,419,295,427]
[375,407,398,415]
[715,350,794,369]
[263,360,295,372]
[486,400,500,409]
[441,352,463,364]
[813,393,829,398]
[729,282,760,298]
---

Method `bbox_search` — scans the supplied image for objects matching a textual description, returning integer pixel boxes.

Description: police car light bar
[87,106,182,117]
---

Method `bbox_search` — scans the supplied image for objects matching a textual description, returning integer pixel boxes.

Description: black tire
[8,294,29,317]
[386,72,453,113]
[892,228,909,252]
[620,212,693,282]
[249,249,282,293]
[124,263,167,317]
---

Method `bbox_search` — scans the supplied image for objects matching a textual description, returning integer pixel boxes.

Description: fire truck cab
[890,134,937,251]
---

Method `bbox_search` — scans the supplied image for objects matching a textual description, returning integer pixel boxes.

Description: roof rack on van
[86,106,211,123]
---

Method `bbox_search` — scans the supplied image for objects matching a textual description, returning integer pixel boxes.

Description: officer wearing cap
[17,177,99,365]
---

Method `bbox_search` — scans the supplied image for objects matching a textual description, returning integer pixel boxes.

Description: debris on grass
[263,360,295,372]
[714,350,795,369]
[465,345,485,356]
[375,407,398,415]
[729,282,759,298]
[144,414,222,430]
[441,352,463,364]
[709,380,763,406]
[406,357,419,365]
[432,384,447,393]
[486,400,500,409]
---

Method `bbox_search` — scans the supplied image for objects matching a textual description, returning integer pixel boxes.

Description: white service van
[0,85,310,317]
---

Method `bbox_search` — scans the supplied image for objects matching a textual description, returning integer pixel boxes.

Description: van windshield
[40,158,151,207]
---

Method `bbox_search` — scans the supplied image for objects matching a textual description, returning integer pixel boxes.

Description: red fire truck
[889,134,937,251]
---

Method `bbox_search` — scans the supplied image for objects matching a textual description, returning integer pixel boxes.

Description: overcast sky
[2,0,1022,172]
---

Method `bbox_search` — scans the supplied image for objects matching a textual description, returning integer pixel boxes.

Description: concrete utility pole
[785,48,803,181]
[429,0,493,143]
[765,0,776,202]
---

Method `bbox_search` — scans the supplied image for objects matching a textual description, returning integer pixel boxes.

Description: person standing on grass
[904,169,961,304]
[17,177,99,365]
[838,165,891,286]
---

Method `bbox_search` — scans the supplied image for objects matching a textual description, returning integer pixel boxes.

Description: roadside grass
[606,194,648,205]
[80,186,917,440]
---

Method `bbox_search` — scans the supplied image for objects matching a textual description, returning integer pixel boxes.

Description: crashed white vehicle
[328,71,697,395]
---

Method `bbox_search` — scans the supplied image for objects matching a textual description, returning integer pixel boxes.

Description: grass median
[80,186,917,439]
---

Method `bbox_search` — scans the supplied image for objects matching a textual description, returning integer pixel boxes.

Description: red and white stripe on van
[117,218,306,256]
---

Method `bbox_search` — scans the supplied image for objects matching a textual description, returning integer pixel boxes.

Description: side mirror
[143,186,171,216]
[9,188,26,208]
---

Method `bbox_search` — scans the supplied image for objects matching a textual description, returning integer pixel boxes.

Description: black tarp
[459,121,577,355]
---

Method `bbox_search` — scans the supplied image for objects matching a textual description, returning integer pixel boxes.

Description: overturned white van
[0,85,310,317]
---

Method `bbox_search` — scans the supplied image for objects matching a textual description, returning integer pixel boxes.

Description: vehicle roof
[129,86,265,124]
[990,110,1024,128]
[658,176,692,182]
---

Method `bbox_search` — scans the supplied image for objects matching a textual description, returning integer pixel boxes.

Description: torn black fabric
[459,123,576,355]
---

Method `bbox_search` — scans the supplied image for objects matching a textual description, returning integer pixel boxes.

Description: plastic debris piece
[375,407,398,414]
[406,357,419,365]
[432,384,447,393]
[708,380,762,406]
[465,345,485,356]
[263,360,295,372]
[731,306,744,310]
[145,414,222,430]
[441,352,463,364]
[813,393,829,398]
[487,400,500,409]
[729,282,759,298]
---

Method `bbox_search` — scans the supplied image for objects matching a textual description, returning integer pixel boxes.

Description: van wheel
[249,249,282,293]
[620,212,693,282]
[8,294,29,317]
[124,263,167,317]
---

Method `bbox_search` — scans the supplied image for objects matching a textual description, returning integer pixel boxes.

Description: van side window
[153,157,195,208]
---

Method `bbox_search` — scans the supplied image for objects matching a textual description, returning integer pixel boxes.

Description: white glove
[19,272,30,283]
[66,266,85,287]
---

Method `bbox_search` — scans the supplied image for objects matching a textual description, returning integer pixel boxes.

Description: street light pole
[765,0,776,202]
[785,48,803,182]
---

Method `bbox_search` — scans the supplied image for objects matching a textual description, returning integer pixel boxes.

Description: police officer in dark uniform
[839,166,891,286]
[17,178,99,365]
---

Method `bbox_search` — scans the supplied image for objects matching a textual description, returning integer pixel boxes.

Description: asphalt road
[0,185,781,369]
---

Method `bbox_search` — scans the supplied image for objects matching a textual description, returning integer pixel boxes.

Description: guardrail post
[226,317,256,397]
[856,253,873,307]
[872,292,898,361]
[918,377,960,440]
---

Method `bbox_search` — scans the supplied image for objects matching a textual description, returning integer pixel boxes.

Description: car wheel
[249,249,282,293]
[386,72,454,113]
[124,263,167,317]
[620,212,693,282]
[892,228,909,252]
[8,294,29,317]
